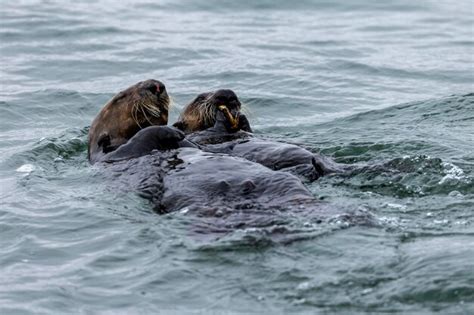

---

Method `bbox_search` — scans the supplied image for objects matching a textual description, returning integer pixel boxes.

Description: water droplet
[179,207,189,214]
[297,282,311,290]
[362,288,373,295]
[448,190,462,197]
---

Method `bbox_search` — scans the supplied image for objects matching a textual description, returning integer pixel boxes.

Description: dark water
[1,0,473,314]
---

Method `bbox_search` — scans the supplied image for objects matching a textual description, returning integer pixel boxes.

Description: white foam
[297,282,311,290]
[16,164,35,174]
[433,219,449,225]
[439,162,466,184]
[362,288,373,295]
[384,203,407,211]
[378,216,401,227]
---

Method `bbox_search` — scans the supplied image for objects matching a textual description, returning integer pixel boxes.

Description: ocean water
[1,0,473,314]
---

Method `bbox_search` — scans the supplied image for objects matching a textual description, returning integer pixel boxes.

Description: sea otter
[88,83,345,220]
[87,85,322,216]
[88,79,170,164]
[101,136,366,235]
[173,90,252,134]
[174,89,344,181]
[101,128,346,231]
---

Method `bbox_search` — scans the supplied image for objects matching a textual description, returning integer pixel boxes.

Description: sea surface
[1,0,473,314]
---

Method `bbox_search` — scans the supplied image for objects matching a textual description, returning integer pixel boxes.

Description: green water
[1,1,473,314]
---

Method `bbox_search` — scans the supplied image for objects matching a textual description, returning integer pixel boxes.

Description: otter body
[104,141,328,217]
[160,148,316,213]
[187,128,343,181]
[97,124,330,216]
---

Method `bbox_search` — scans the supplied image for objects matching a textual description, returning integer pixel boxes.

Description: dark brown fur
[173,92,212,133]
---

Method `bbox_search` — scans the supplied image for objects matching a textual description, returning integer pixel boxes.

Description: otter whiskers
[131,98,168,128]
[197,98,217,127]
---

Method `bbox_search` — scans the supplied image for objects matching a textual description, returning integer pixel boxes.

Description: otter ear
[173,121,187,131]
[110,91,126,104]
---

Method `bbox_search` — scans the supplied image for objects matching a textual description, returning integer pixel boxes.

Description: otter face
[212,89,242,130]
[88,79,170,163]
[111,79,169,128]
[175,89,242,133]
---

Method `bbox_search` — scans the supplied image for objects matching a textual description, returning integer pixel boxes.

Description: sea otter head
[88,79,170,163]
[174,89,243,133]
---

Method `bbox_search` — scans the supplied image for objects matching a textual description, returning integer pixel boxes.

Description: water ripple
[1,0,473,313]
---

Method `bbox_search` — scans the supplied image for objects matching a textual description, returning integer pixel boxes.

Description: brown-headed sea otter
[88,82,351,224]
[88,79,171,164]
[173,90,252,134]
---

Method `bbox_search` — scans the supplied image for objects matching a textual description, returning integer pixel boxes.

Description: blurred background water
[1,0,473,313]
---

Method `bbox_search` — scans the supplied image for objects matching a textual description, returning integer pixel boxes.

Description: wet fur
[88,79,169,164]
[175,91,249,133]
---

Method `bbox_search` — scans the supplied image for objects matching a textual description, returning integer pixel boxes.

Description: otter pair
[88,80,248,162]
[88,79,339,180]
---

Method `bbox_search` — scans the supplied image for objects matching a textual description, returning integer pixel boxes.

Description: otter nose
[145,81,166,95]
[156,82,166,94]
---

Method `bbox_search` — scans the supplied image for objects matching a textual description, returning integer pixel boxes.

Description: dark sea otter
[173,90,252,134]
[174,90,344,181]
[88,79,172,164]
[102,130,349,231]
[88,82,352,223]
[95,111,328,217]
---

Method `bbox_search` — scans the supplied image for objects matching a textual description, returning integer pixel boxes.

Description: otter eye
[229,97,240,106]
[158,82,166,92]
[147,85,158,94]
[196,95,206,102]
